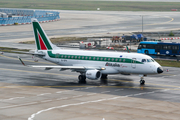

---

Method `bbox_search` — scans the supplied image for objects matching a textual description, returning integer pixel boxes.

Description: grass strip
[156,59,180,67]
[0,0,180,11]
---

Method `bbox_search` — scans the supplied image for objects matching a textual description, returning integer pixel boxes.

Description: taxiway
[0,52,180,120]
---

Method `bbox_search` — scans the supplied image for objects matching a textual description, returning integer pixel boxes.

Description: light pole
[142,15,143,34]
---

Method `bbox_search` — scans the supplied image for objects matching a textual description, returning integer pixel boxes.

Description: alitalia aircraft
[19,18,163,85]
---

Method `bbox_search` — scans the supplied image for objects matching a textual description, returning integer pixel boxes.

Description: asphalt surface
[1,52,180,120]
[0,11,180,43]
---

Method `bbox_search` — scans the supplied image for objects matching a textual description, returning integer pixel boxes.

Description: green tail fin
[31,18,53,50]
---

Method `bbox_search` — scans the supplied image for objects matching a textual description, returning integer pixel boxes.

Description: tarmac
[0,52,180,120]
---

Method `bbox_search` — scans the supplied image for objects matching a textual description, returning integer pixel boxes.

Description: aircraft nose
[157,67,163,74]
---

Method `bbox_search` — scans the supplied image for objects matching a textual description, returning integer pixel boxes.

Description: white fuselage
[38,49,162,75]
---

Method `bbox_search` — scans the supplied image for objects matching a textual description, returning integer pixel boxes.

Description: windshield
[142,59,146,62]
[142,59,154,63]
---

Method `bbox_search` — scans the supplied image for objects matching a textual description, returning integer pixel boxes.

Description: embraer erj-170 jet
[19,18,163,85]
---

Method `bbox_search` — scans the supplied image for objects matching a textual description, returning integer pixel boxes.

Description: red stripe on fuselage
[38,33,47,50]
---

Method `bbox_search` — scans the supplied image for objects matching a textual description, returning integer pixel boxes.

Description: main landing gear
[100,74,108,85]
[78,74,86,84]
[78,74,108,84]
[101,74,108,79]
[139,75,145,85]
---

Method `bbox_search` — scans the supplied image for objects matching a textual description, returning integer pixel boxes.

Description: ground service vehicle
[137,41,180,56]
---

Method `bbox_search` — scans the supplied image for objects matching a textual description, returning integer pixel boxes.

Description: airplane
[19,18,163,85]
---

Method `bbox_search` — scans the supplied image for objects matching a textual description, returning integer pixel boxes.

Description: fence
[0,8,60,26]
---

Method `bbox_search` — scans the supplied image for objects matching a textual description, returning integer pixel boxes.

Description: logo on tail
[32,18,53,50]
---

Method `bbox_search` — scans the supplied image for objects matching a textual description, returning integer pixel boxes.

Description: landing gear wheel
[101,74,108,79]
[78,75,86,84]
[100,79,107,85]
[140,80,145,85]
[100,74,108,85]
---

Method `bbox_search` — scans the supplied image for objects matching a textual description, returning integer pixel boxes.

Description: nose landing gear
[140,79,145,85]
[139,75,145,85]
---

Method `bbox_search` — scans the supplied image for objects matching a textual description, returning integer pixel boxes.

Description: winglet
[18,56,26,66]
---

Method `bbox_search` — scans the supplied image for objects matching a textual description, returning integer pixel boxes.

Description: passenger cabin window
[163,45,167,49]
[138,44,142,49]
[167,46,171,50]
[172,45,179,50]
[143,45,146,48]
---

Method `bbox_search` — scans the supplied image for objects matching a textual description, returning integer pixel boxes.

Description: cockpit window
[147,59,154,62]
[142,59,155,63]
[142,59,146,62]
[147,59,150,62]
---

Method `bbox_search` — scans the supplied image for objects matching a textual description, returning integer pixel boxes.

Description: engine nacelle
[86,70,101,80]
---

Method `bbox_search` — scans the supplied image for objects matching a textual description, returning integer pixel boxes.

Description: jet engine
[86,70,101,80]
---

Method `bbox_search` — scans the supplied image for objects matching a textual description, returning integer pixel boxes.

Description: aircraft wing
[12,50,46,56]
[29,65,105,71]
[18,57,105,71]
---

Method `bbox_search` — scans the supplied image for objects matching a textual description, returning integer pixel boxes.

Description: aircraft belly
[131,64,155,74]
[102,67,119,74]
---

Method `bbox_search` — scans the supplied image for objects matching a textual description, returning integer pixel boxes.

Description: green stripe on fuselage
[47,51,143,64]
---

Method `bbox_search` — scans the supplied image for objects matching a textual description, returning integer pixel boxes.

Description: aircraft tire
[100,79,108,85]
[101,74,108,79]
[78,75,86,84]
[140,80,145,85]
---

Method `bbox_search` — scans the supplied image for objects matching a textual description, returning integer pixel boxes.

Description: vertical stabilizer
[126,46,131,53]
[31,18,54,50]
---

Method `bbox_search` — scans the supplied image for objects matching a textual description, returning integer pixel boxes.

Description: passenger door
[131,58,136,69]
